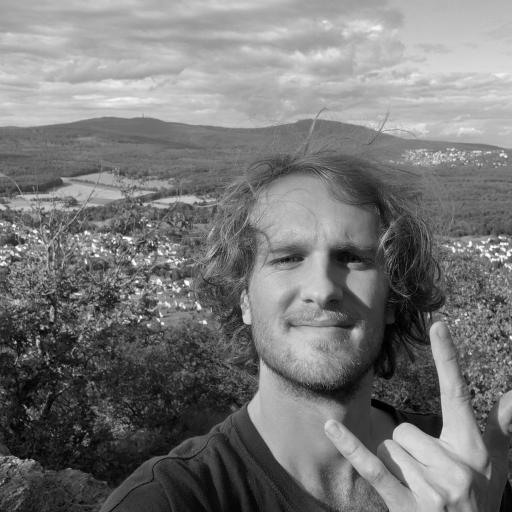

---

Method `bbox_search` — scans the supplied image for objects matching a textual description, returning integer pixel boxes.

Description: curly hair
[196,152,445,379]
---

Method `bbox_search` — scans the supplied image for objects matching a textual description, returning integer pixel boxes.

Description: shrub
[375,246,511,423]
[0,203,255,485]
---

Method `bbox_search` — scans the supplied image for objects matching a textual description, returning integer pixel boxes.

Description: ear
[240,290,252,325]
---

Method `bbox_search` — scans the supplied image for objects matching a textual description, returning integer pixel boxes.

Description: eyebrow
[260,236,378,256]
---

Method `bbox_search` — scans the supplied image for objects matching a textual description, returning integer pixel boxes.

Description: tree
[0,203,254,484]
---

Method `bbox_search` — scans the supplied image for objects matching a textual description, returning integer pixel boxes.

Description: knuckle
[341,438,361,458]
[427,487,449,509]
[472,449,491,473]
[442,464,475,503]
[441,382,471,402]
[451,465,473,491]
[364,460,387,485]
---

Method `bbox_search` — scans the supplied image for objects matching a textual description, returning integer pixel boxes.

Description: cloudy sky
[1,0,511,147]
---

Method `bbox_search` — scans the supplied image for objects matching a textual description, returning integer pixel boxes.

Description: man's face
[240,174,395,396]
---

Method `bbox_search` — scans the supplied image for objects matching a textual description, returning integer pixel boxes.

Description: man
[101,152,512,511]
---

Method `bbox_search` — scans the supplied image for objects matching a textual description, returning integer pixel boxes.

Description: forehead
[250,174,381,247]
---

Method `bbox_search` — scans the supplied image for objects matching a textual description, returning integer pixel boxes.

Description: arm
[325,321,512,512]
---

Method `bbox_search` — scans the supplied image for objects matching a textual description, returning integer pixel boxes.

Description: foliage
[441,250,511,425]
[91,324,254,483]
[84,201,196,238]
[0,204,254,485]
[375,246,511,420]
[422,165,512,236]
[374,243,512,479]
[0,153,99,195]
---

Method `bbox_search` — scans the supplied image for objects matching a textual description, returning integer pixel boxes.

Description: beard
[251,316,385,402]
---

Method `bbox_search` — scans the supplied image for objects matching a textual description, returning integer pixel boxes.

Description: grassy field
[0,171,212,211]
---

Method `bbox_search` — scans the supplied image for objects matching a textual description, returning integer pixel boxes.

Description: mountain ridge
[0,116,509,199]
[1,116,508,152]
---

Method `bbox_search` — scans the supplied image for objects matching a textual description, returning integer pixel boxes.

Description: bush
[374,242,512,480]
[0,205,254,485]
[91,323,254,483]
[375,246,511,424]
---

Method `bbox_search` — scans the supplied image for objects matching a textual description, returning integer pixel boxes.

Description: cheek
[249,274,296,315]
[345,272,389,310]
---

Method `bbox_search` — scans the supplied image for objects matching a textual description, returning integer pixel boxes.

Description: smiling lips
[285,313,355,328]
[294,320,351,328]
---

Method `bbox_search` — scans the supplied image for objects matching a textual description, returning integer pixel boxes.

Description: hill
[3,115,507,156]
[1,116,509,173]
[0,117,511,235]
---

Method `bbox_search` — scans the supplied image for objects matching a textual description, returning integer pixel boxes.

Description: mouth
[286,313,355,329]
[293,320,351,328]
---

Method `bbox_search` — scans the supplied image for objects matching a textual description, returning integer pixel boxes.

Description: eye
[335,251,372,267]
[335,251,360,263]
[271,255,303,267]
[339,252,361,263]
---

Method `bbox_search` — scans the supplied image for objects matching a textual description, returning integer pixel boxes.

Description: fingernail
[432,320,451,337]
[324,420,343,439]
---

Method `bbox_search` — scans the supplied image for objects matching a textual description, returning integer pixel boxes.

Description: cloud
[1,0,405,94]
[498,126,512,136]
[46,58,184,84]
[0,0,408,127]
[0,0,511,146]
[484,22,512,42]
[415,43,450,54]
[441,125,484,137]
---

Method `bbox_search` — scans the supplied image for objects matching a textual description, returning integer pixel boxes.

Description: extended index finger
[430,321,480,437]
[324,420,412,511]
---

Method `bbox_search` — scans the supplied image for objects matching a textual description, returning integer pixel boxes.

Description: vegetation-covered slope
[1,117,511,235]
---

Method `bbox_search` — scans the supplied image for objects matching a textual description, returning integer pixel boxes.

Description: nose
[299,256,344,308]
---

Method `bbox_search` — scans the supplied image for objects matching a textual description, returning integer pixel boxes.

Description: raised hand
[324,321,512,511]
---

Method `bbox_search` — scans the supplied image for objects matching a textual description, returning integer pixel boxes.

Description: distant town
[392,147,509,168]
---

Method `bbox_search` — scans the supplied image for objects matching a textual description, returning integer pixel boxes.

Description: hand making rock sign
[325,321,512,512]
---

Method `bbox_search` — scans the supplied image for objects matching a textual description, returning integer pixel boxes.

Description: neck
[247,363,395,505]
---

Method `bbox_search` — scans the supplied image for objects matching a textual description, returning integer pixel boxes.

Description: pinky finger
[324,420,413,511]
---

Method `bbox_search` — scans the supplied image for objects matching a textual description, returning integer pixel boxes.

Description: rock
[0,455,111,512]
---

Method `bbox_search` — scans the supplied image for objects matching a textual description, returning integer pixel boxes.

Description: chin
[262,352,375,401]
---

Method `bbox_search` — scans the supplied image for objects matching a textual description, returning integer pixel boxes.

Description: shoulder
[100,411,243,512]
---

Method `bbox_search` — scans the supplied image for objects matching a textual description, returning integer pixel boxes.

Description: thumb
[483,390,512,461]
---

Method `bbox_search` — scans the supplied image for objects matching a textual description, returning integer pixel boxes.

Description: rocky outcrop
[0,455,111,512]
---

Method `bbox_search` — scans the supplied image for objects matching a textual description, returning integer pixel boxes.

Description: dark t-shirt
[101,399,512,512]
